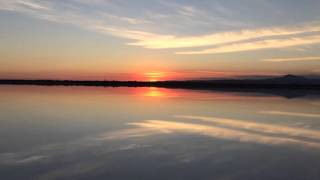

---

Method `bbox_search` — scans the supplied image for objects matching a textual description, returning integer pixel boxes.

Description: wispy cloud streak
[17,0,50,10]
[0,0,50,11]
[130,118,320,149]
[129,24,320,49]
[177,115,320,140]
[176,35,320,54]
[262,56,320,62]
[261,111,320,118]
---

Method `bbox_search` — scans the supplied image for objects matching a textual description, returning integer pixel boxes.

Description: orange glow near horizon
[144,87,165,97]
[141,87,180,98]
[0,68,284,81]
[144,72,166,82]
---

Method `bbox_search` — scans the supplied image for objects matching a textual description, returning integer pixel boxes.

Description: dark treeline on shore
[1,75,320,90]
[1,75,320,98]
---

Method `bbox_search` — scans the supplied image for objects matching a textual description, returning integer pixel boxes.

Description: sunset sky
[0,0,320,81]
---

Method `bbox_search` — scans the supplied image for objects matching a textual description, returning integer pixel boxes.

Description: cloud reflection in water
[2,114,320,167]
[127,115,320,149]
[261,111,320,119]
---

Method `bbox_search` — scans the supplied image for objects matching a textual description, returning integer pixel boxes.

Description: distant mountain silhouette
[205,74,320,85]
[263,74,309,84]
[280,74,306,79]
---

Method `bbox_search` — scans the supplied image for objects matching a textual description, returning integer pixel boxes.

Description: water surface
[1,86,320,180]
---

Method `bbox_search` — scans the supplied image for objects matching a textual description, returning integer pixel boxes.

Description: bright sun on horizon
[144,72,166,82]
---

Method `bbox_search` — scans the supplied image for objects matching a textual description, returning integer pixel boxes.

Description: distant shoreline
[0,78,320,90]
[2,77,320,98]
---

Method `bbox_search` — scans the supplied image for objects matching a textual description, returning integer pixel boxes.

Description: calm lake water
[1,85,320,180]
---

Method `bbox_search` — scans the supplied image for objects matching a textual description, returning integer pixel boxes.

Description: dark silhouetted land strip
[1,75,320,98]
[1,75,320,89]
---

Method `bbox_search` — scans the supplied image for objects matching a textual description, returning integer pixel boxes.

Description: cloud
[89,21,320,55]
[130,118,320,149]
[262,56,320,62]
[17,0,50,10]
[129,24,320,49]
[0,0,50,11]
[176,35,320,54]
[261,111,320,118]
[177,115,320,140]
[0,128,156,165]
[99,12,151,25]
[92,25,172,42]
[0,153,45,165]
[0,0,167,41]
[96,127,168,140]
[178,6,197,17]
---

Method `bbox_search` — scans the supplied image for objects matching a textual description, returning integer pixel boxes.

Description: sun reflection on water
[144,87,165,97]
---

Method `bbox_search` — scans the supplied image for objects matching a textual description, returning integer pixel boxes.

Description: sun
[144,72,165,82]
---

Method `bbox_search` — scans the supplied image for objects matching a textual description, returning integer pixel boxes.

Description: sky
[0,0,320,81]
